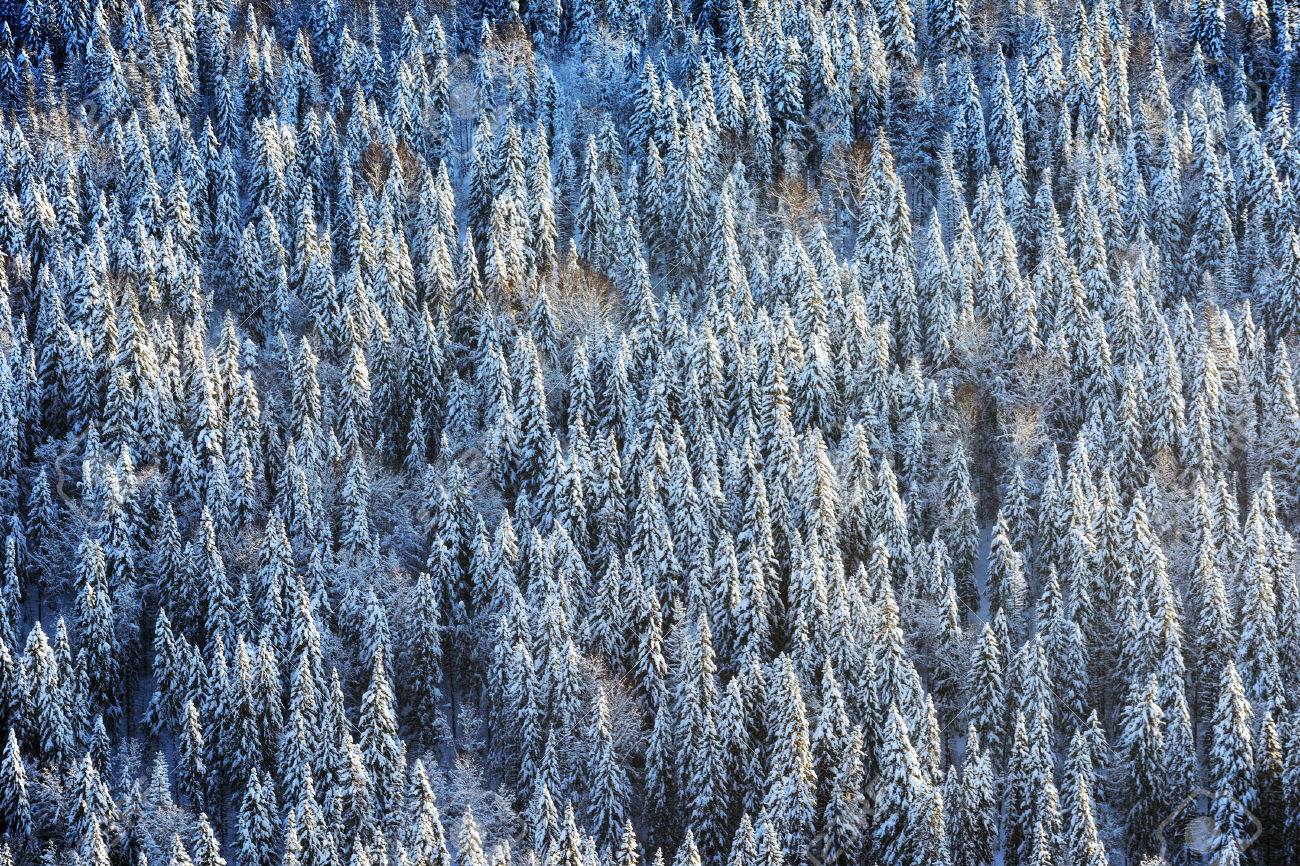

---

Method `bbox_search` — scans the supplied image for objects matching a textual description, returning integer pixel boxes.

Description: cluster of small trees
[0,0,1296,865]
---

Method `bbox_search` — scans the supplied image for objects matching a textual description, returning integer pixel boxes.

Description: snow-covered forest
[0,0,1298,863]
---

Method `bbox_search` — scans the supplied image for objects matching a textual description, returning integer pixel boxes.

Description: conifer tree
[760,656,817,857]
[360,646,405,817]
[1209,663,1257,850]
[238,770,278,866]
[873,704,930,866]
[586,687,631,849]
[1119,675,1168,859]
[954,728,996,866]
[0,730,31,843]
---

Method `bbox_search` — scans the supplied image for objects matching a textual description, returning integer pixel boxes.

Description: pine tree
[86,6,129,119]
[0,730,31,843]
[359,646,404,817]
[760,656,817,856]
[194,814,226,866]
[238,770,278,866]
[586,686,631,849]
[967,624,1005,761]
[407,571,445,745]
[1272,230,1300,339]
[954,728,996,866]
[940,444,979,606]
[75,536,119,722]
[1119,675,1168,859]
[1209,663,1257,850]
[873,704,930,866]
[23,621,74,767]
[819,725,865,866]
[987,514,1028,631]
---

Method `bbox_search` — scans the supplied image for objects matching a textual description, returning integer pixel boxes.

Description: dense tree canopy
[0,0,1296,865]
